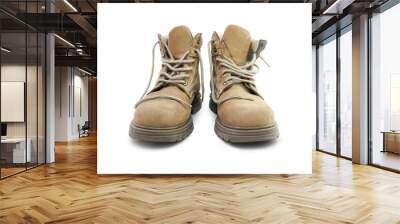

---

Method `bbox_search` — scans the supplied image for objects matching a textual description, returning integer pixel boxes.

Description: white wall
[71,73,89,138]
[1,65,42,138]
[55,67,89,141]
[55,66,70,141]
[1,65,26,132]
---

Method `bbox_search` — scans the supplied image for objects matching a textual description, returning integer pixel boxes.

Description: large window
[317,25,353,159]
[340,28,352,158]
[371,3,400,171]
[318,36,337,154]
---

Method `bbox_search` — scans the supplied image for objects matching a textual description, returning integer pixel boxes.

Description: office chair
[79,121,90,138]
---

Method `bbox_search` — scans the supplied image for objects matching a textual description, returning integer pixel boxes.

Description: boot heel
[209,95,217,114]
[191,92,202,114]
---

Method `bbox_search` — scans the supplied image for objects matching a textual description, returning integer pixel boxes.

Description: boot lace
[208,40,269,105]
[136,39,204,108]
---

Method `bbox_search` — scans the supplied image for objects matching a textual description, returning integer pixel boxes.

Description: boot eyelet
[223,81,227,86]
[183,81,188,86]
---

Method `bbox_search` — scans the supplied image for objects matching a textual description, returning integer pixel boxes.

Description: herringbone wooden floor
[1,134,400,224]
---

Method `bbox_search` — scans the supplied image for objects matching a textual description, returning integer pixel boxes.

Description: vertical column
[46,0,55,163]
[336,30,341,157]
[315,45,319,151]
[352,14,369,164]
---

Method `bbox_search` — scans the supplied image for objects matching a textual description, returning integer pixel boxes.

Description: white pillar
[46,33,55,163]
[46,1,55,163]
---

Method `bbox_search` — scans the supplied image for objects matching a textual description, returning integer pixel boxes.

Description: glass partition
[0,31,28,177]
[0,1,46,179]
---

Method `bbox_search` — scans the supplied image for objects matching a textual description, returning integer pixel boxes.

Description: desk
[382,131,400,154]
[1,138,31,163]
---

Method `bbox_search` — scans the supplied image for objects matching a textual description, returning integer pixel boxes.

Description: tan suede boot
[208,25,279,143]
[130,26,204,142]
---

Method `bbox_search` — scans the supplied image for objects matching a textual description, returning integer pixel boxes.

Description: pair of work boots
[130,25,279,143]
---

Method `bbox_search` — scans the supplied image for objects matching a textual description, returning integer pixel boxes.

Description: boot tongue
[221,25,251,65]
[168,26,193,59]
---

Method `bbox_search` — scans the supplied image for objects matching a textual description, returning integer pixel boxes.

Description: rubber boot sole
[209,97,279,143]
[129,93,202,143]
